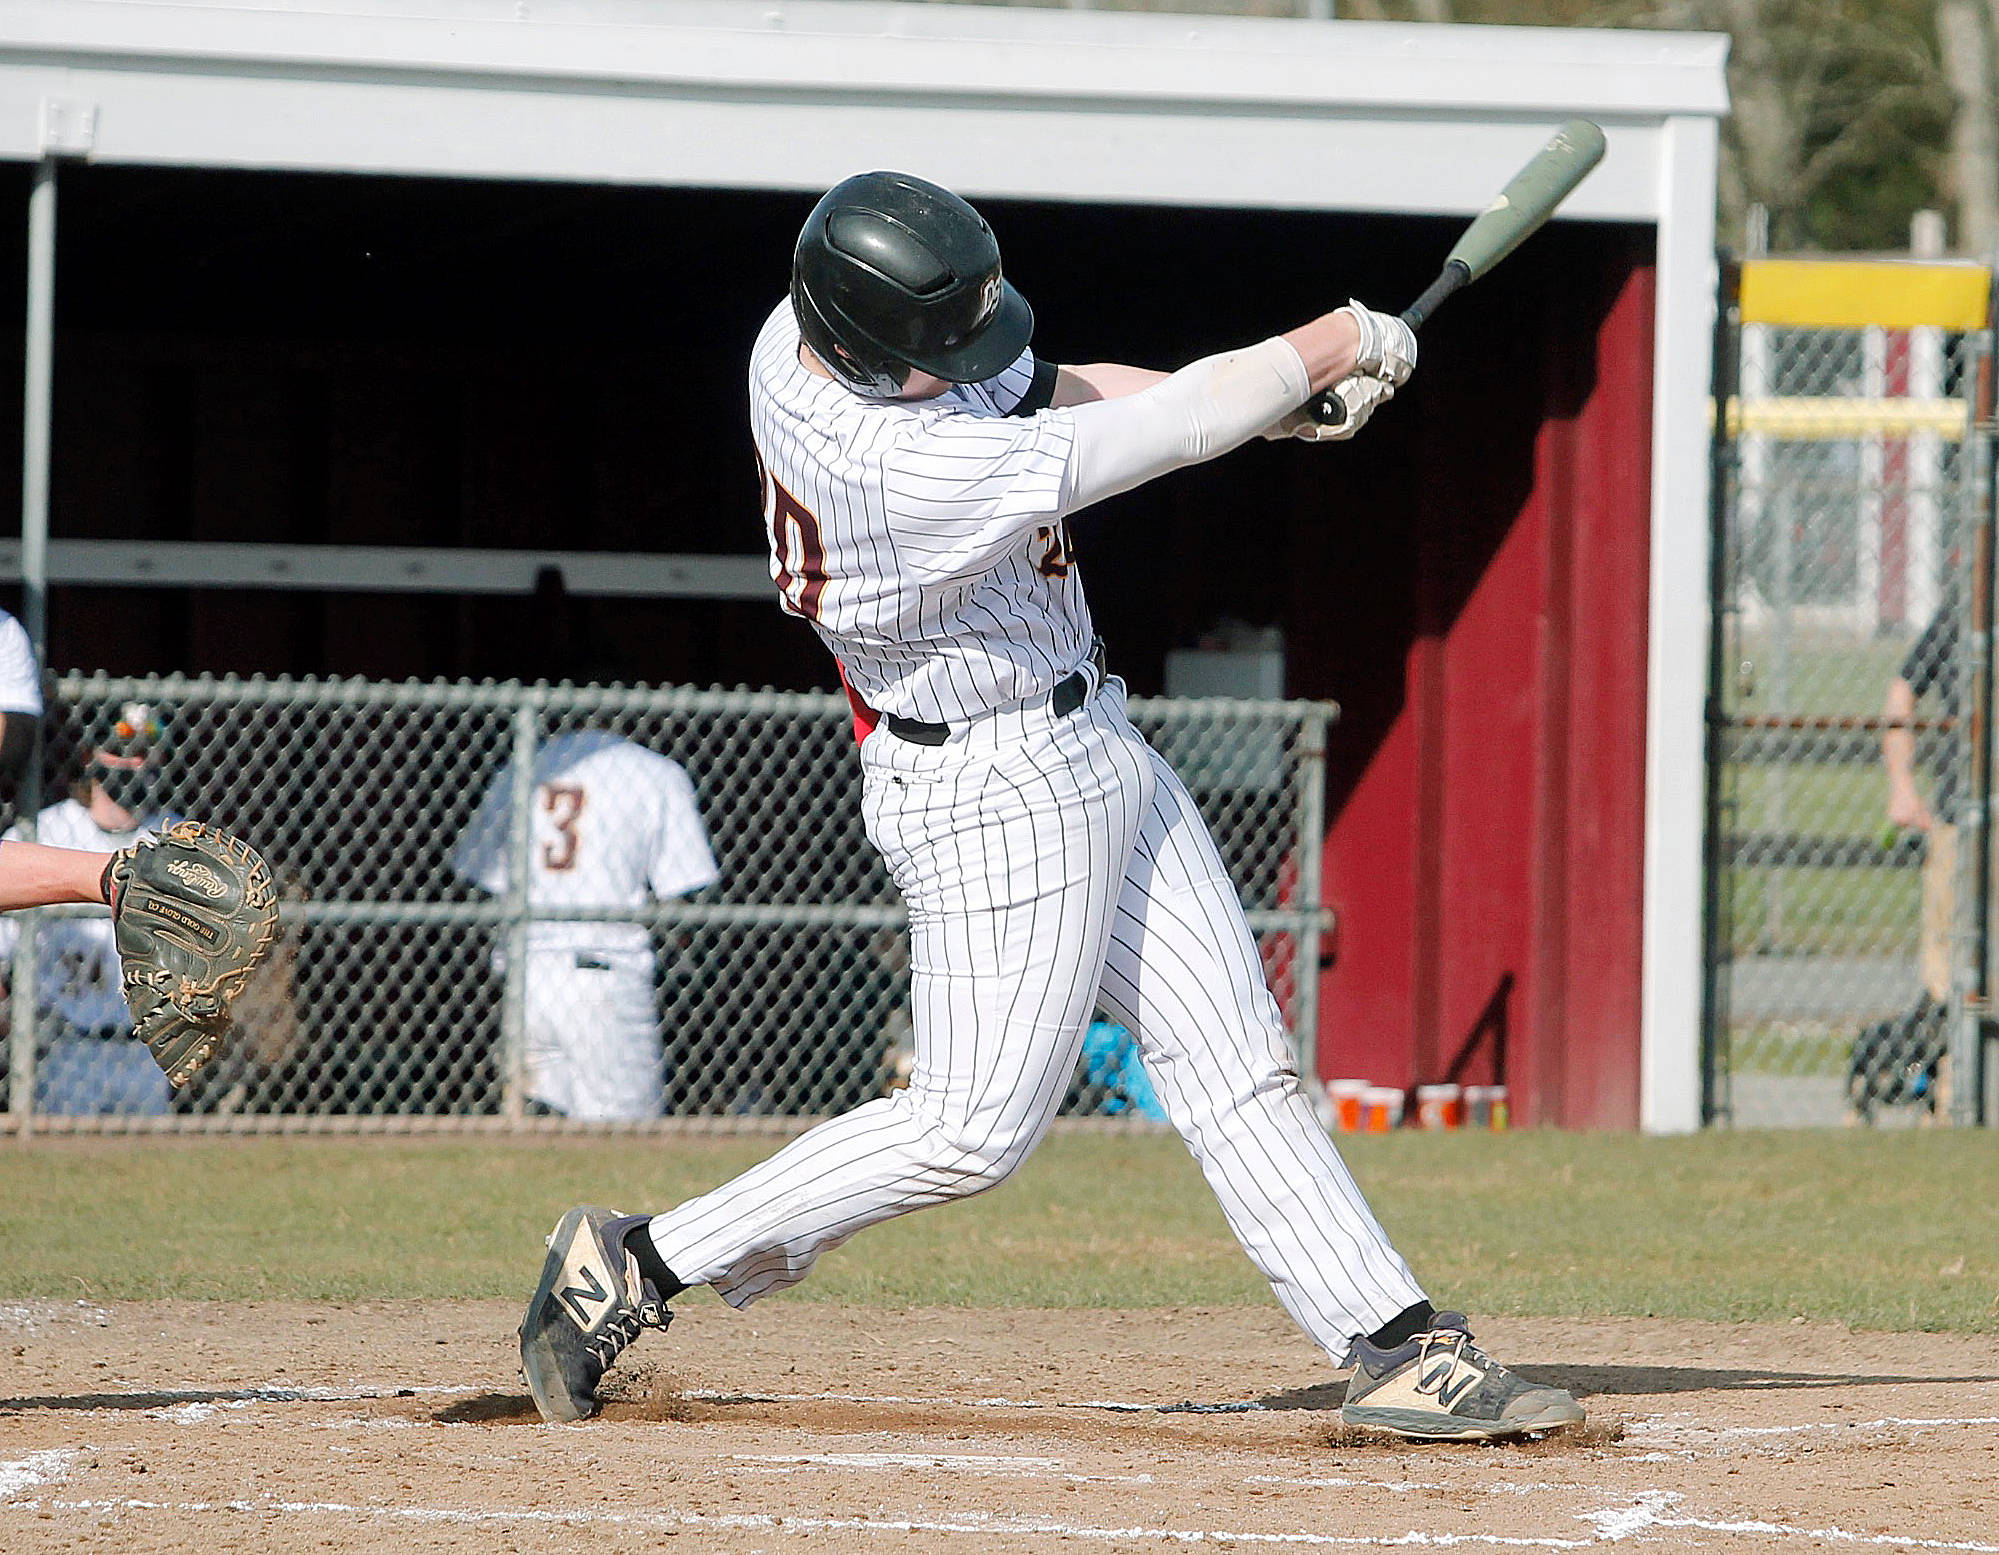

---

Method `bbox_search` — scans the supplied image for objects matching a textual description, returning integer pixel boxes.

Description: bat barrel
[1303,118,1604,428]
[1447,118,1606,282]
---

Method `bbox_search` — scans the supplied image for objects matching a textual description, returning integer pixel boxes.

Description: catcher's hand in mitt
[103,822,281,1088]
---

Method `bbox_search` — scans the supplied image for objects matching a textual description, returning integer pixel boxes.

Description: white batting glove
[1338,300,1417,386]
[1261,374,1396,443]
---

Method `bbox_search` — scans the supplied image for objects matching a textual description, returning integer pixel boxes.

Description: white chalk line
[729,1450,1156,1484]
[11,1452,1999,1551]
[0,1301,110,1334]
[1581,1491,1999,1552]
[5,1495,1602,1547]
[1628,1413,1999,1447]
[1249,1475,1567,1498]
[16,1493,1999,1551]
[0,1450,77,1500]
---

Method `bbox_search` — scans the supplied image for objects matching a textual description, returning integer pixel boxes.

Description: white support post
[8,156,55,1131]
[1642,114,1719,1133]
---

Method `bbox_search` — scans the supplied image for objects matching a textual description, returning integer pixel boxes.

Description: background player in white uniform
[0,607,42,804]
[0,618,119,926]
[455,731,719,1121]
[0,609,117,911]
[521,172,1584,1441]
[0,703,174,1115]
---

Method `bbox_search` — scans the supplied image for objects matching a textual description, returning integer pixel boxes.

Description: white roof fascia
[0,1,1727,221]
[0,0,1731,118]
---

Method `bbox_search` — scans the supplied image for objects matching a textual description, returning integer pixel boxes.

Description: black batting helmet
[791,171,1035,398]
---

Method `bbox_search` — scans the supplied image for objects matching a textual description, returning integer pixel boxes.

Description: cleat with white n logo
[519,1205,673,1423]
[1339,1313,1584,1441]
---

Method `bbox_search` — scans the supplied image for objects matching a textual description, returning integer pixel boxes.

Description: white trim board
[0,2,1722,220]
[0,540,771,598]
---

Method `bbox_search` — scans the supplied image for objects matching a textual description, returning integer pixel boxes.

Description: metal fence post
[1292,704,1333,1084]
[8,912,39,1131]
[7,156,58,1134]
[498,698,539,1121]
[1701,251,1741,1127]
[1961,282,1999,1126]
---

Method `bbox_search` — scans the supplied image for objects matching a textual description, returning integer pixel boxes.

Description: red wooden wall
[0,168,1658,1125]
[1301,240,1657,1130]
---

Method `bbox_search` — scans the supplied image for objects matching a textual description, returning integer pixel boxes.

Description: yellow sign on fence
[1739,260,1991,331]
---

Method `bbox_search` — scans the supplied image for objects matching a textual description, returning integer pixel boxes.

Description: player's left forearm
[0,840,114,912]
[1052,363,1169,406]
[1281,308,1366,393]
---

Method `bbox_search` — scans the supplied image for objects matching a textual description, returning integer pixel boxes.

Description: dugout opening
[0,163,1659,1127]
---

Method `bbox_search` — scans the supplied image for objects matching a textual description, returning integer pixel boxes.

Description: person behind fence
[453,729,719,1122]
[0,702,177,1116]
[0,606,42,822]
[1860,588,1964,1117]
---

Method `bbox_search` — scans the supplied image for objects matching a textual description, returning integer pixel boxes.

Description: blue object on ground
[1081,1020,1167,1121]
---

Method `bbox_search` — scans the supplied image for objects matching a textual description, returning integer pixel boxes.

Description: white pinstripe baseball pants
[643,674,1427,1357]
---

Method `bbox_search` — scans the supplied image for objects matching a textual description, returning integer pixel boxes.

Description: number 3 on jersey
[541,783,585,872]
[759,455,829,620]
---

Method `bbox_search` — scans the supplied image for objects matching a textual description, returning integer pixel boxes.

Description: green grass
[1732,763,1891,836]
[1729,865,1922,959]
[2,1131,1994,1332]
[1727,1019,1860,1076]
[1731,632,1911,721]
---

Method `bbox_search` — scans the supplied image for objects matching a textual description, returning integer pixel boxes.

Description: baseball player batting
[519,170,1585,1442]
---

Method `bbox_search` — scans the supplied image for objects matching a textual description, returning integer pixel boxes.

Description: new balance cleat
[519,1205,673,1423]
[1340,1313,1584,1441]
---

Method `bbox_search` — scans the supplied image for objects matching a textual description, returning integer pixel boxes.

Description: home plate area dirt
[1,1301,1995,1551]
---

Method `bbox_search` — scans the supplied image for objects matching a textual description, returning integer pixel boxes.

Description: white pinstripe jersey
[749,301,1094,724]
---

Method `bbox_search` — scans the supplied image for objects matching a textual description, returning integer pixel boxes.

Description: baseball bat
[1308,118,1607,426]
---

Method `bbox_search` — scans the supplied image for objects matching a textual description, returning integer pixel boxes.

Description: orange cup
[1358,1086,1405,1132]
[1415,1083,1464,1130]
[1328,1079,1371,1132]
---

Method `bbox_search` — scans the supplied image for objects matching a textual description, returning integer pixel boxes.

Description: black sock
[1365,1301,1437,1351]
[619,1219,686,1301]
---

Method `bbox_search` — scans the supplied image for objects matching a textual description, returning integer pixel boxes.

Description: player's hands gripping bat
[1264,374,1398,442]
[104,821,281,1087]
[1306,118,1607,428]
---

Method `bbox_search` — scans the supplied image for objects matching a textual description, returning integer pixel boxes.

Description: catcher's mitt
[105,821,281,1087]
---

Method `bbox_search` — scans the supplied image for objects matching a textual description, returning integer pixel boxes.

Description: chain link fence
[0,675,1332,1134]
[1707,261,1993,1127]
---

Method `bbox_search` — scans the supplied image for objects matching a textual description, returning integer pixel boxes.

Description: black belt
[886,640,1106,746]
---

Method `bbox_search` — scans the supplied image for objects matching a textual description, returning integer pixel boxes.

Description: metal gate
[1703,257,1996,1127]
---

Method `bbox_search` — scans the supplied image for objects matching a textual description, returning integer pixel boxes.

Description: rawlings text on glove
[106,822,281,1088]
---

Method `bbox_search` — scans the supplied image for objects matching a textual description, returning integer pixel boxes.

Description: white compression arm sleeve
[1062,337,1311,512]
